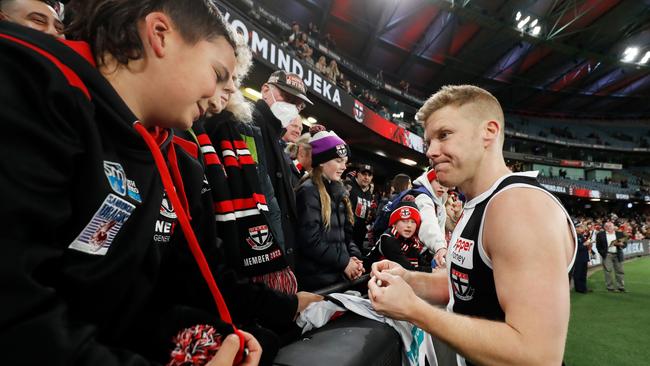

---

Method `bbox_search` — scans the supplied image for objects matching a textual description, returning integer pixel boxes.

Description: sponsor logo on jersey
[451,237,474,269]
[153,194,177,244]
[127,179,142,202]
[159,194,177,219]
[451,268,474,301]
[68,194,135,255]
[103,161,128,196]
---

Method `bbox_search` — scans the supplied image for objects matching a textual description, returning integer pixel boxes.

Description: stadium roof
[256,0,650,118]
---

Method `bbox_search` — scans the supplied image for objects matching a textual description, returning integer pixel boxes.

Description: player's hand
[368,271,419,321]
[370,259,406,279]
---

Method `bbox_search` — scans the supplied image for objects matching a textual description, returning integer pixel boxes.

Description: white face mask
[269,89,300,127]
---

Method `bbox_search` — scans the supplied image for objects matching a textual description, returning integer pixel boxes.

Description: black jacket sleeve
[379,237,416,270]
[345,213,362,259]
[595,232,607,256]
[296,184,350,271]
[0,43,156,366]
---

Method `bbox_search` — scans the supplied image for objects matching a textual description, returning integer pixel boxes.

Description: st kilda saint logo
[451,268,474,301]
[399,208,412,219]
[353,100,364,123]
[246,225,273,251]
[336,144,347,158]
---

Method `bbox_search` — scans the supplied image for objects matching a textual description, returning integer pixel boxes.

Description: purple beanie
[309,130,350,166]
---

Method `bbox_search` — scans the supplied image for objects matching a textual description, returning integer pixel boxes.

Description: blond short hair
[416,85,505,139]
[285,133,311,159]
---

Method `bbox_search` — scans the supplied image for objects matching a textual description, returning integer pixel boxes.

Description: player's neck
[459,157,510,201]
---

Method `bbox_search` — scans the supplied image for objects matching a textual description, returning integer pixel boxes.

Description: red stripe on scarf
[213,197,260,213]
[203,153,222,166]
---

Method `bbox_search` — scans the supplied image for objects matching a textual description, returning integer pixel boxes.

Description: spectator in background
[295,129,364,290]
[300,43,314,65]
[573,224,593,293]
[392,173,413,194]
[315,55,327,74]
[380,105,391,120]
[633,227,645,240]
[376,173,412,214]
[286,133,312,184]
[281,116,304,189]
[322,32,336,49]
[286,21,300,44]
[337,72,347,88]
[368,201,431,272]
[343,79,353,94]
[444,191,462,236]
[596,221,628,292]
[412,168,449,267]
[399,80,410,93]
[325,59,341,83]
[307,21,319,37]
[281,115,303,144]
[350,164,375,250]
[288,31,305,52]
[0,0,63,37]
[254,70,313,268]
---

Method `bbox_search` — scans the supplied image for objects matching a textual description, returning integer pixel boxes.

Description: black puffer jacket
[295,178,362,291]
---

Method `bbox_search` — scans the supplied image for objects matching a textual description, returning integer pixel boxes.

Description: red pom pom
[167,325,224,366]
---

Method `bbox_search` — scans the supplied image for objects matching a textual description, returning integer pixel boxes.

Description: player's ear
[483,119,500,147]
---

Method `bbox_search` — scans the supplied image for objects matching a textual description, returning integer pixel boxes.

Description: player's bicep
[484,190,571,357]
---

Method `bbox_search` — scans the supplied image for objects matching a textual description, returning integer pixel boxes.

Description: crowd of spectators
[280,20,424,137]
[571,211,649,242]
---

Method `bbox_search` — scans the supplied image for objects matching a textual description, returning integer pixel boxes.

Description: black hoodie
[0,22,245,365]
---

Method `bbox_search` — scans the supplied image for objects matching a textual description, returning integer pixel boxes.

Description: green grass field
[565,257,650,365]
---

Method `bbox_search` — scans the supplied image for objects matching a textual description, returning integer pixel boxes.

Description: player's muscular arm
[407,188,574,365]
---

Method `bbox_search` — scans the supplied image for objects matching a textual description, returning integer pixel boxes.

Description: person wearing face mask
[294,128,364,291]
[254,70,313,269]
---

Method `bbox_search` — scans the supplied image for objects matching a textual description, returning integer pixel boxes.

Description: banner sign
[219,3,425,153]
[540,183,568,194]
[504,151,623,170]
[505,130,649,153]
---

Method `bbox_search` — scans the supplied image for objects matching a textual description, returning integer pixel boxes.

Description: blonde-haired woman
[325,59,341,83]
[315,55,327,74]
[295,128,364,290]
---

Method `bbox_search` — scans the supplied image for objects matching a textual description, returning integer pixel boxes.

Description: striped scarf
[193,113,296,294]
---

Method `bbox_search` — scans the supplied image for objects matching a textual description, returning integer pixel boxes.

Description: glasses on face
[277,89,306,111]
